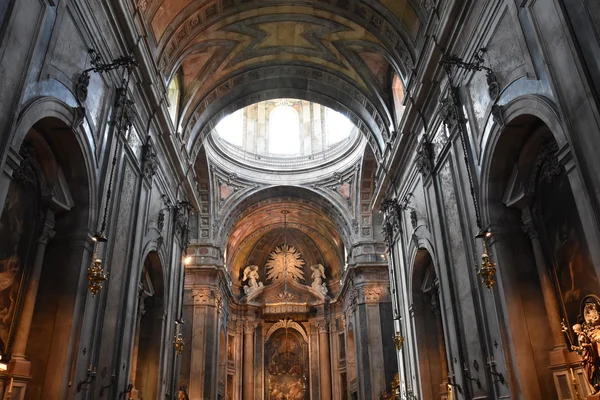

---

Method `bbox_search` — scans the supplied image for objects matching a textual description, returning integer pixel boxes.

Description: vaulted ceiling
[137,0,426,161]
[226,200,345,294]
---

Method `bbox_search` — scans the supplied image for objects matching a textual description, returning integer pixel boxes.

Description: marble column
[10,211,56,367]
[317,320,332,400]
[243,321,256,400]
[521,208,566,347]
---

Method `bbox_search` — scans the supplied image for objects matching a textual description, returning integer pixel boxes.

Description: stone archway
[410,249,448,400]
[264,326,309,400]
[0,116,92,399]
[131,251,165,400]
[483,113,598,398]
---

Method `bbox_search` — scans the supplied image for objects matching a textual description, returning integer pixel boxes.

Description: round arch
[186,71,388,162]
[5,97,98,230]
[216,185,355,250]
[479,94,568,226]
[266,320,308,343]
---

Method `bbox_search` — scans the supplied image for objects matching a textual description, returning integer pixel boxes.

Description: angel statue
[310,264,328,297]
[242,265,263,296]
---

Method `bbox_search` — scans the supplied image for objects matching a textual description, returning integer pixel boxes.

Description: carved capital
[192,288,212,305]
[316,319,329,334]
[243,321,257,335]
[360,286,383,304]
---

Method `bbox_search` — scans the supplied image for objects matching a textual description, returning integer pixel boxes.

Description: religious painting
[0,166,42,356]
[227,334,235,361]
[265,329,309,400]
[537,168,599,328]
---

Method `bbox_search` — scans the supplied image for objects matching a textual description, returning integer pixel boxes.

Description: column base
[548,346,594,398]
[0,358,32,400]
[7,358,30,377]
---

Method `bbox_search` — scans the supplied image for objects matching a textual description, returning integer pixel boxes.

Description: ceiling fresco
[135,0,425,160]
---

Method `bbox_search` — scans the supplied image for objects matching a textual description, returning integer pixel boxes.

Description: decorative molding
[316,319,329,334]
[491,104,505,128]
[266,319,308,343]
[415,138,433,178]
[142,143,158,181]
[192,288,212,305]
[12,143,37,184]
[243,321,258,335]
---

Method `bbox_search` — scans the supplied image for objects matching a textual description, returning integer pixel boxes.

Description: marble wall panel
[466,6,528,138]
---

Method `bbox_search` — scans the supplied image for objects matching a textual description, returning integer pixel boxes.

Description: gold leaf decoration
[265,244,305,282]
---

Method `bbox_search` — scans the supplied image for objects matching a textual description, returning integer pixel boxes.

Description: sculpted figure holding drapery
[572,295,600,393]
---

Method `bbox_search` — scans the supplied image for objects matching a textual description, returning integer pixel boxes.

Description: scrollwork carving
[416,139,434,178]
[13,143,37,184]
[491,104,505,128]
[142,143,158,181]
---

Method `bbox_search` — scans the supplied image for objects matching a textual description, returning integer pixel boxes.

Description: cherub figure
[242,265,263,295]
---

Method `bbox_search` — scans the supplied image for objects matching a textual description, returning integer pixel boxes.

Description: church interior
[2,0,600,399]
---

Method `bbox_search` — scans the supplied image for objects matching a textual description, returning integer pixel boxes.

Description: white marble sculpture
[310,264,328,297]
[242,265,264,300]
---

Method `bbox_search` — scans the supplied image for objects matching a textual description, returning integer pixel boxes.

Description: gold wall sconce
[87,234,108,296]
[393,332,404,350]
[475,230,496,289]
[174,319,185,355]
[174,333,185,355]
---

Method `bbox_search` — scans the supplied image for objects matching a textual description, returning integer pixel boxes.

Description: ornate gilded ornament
[88,257,108,296]
[173,333,185,355]
[393,332,404,350]
[476,234,496,290]
[265,244,305,282]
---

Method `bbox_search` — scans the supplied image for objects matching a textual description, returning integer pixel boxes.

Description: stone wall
[380,1,600,399]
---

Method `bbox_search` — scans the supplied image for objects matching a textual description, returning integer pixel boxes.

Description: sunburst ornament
[265,244,305,282]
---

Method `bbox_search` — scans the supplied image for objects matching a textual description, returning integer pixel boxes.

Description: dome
[211,99,361,171]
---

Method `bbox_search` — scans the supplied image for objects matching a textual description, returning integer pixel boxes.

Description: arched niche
[1,116,92,399]
[410,249,448,400]
[132,251,166,400]
[483,111,598,397]
[264,326,309,400]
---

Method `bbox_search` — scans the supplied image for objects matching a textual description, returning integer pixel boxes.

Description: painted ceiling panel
[356,50,391,91]
[138,0,423,159]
